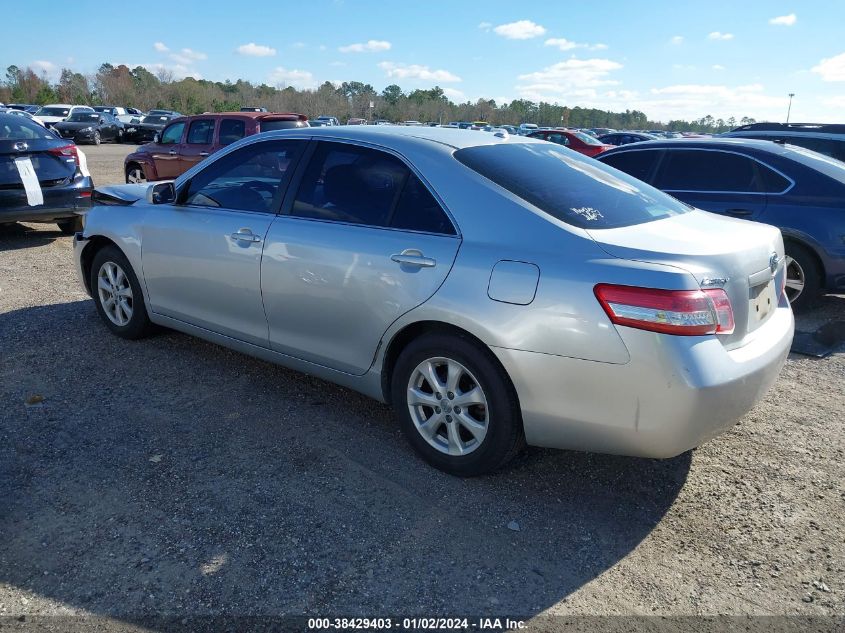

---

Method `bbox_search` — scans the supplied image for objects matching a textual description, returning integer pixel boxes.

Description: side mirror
[153,133,160,143]
[148,182,176,205]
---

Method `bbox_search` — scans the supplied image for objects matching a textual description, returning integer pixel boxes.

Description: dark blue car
[597,138,845,310]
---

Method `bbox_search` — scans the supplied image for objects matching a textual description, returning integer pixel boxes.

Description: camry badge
[13,141,28,151]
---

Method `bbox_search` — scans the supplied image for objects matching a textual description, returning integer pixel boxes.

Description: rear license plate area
[749,279,776,327]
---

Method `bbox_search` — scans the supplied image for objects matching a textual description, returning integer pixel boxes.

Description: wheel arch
[782,233,826,281]
[379,320,521,418]
[79,235,122,295]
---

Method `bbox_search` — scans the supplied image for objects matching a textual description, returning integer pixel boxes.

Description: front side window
[219,119,246,146]
[291,142,408,227]
[455,143,690,229]
[547,133,569,146]
[654,150,758,192]
[182,140,303,213]
[187,119,215,144]
[160,122,185,145]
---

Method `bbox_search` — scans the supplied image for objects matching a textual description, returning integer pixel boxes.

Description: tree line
[1,63,757,133]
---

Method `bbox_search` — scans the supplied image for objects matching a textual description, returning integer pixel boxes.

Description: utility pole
[786,93,795,124]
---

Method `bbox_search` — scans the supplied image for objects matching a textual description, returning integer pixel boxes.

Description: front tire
[89,245,152,339]
[391,333,524,476]
[93,131,101,146]
[784,242,821,311]
[57,216,83,235]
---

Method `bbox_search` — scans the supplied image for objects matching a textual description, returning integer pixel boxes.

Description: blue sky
[5,0,845,122]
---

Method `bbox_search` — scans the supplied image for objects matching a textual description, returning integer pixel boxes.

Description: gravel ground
[0,146,843,630]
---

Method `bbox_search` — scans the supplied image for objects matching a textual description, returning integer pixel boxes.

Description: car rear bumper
[492,301,794,458]
[0,177,93,223]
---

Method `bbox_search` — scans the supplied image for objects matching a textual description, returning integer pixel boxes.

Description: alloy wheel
[126,167,146,184]
[406,357,489,456]
[784,255,805,304]
[97,261,133,326]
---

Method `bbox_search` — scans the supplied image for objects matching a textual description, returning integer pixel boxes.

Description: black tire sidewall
[93,131,100,145]
[785,242,821,312]
[391,333,522,476]
[89,246,151,339]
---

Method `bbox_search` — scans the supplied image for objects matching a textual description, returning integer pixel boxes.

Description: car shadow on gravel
[1,299,691,625]
[0,223,66,251]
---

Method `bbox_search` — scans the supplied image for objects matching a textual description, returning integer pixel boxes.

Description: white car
[4,108,46,126]
[93,106,144,125]
[34,104,94,128]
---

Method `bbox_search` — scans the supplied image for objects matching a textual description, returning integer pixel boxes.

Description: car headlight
[80,126,94,132]
[126,127,136,133]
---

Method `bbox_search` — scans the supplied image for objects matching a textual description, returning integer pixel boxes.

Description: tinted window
[654,150,758,192]
[187,119,214,144]
[455,143,690,229]
[756,163,791,193]
[291,142,407,227]
[547,133,569,146]
[786,145,845,186]
[182,140,303,213]
[258,119,307,131]
[600,150,662,184]
[219,119,246,146]
[160,122,185,144]
[391,174,456,235]
[0,115,57,140]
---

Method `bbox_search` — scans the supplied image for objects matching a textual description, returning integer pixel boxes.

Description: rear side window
[654,150,758,192]
[454,143,689,229]
[756,164,791,193]
[391,174,456,235]
[600,149,661,184]
[182,140,304,213]
[547,133,569,146]
[187,119,215,144]
[219,119,246,146]
[160,122,184,145]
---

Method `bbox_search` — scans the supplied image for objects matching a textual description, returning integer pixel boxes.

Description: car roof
[600,137,795,156]
[215,111,307,120]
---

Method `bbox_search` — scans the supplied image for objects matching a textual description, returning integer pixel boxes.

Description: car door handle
[391,249,436,268]
[726,208,752,217]
[199,152,210,157]
[168,150,177,155]
[230,229,261,243]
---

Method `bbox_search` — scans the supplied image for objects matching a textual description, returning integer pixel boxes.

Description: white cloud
[811,52,845,81]
[31,60,60,81]
[268,66,316,89]
[642,83,786,120]
[329,61,347,67]
[545,38,607,51]
[338,40,391,53]
[291,42,306,49]
[135,63,202,80]
[478,21,492,31]
[769,13,797,26]
[708,32,734,40]
[821,95,845,108]
[153,42,169,53]
[670,35,684,45]
[378,62,461,83]
[443,87,466,101]
[493,20,546,40]
[712,64,725,71]
[236,42,277,57]
[516,58,623,101]
[169,48,207,64]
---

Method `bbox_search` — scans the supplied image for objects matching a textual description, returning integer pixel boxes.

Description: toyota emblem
[13,141,28,151]
[769,252,779,274]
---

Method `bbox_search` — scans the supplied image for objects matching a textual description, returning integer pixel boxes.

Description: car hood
[91,183,150,206]
[35,116,65,124]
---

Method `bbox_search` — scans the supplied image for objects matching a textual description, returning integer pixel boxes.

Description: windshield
[574,131,603,146]
[68,113,100,122]
[35,106,70,117]
[142,115,170,125]
[454,143,691,229]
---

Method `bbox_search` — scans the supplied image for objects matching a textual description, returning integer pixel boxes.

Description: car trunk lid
[0,139,78,189]
[585,209,785,347]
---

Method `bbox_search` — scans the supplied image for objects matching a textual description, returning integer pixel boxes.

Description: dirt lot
[0,145,843,630]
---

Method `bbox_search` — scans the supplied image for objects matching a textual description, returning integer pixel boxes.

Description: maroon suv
[124,111,308,182]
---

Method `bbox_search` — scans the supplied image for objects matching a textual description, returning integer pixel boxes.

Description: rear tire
[89,245,152,340]
[93,131,101,146]
[391,333,524,476]
[57,216,83,235]
[784,242,821,312]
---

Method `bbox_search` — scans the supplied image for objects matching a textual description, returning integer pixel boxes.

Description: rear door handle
[230,229,261,243]
[726,208,752,217]
[168,150,177,155]
[199,152,210,157]
[391,249,436,268]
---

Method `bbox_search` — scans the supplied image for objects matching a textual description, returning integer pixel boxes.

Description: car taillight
[594,284,735,336]
[47,144,79,165]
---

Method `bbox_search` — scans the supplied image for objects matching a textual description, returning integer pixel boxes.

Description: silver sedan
[74,127,794,475]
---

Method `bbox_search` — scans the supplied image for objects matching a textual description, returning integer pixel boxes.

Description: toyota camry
[74,126,794,475]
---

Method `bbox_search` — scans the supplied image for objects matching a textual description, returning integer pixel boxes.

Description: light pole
[786,93,795,124]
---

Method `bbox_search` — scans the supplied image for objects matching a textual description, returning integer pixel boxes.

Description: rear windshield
[785,144,845,185]
[454,143,691,229]
[0,114,59,140]
[68,113,100,122]
[259,120,307,131]
[573,131,603,146]
[35,106,70,117]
